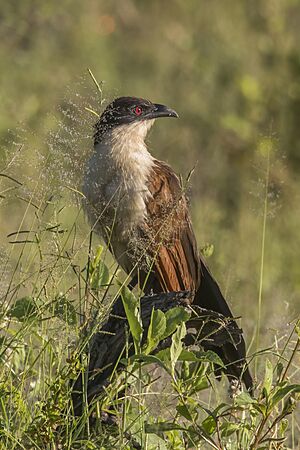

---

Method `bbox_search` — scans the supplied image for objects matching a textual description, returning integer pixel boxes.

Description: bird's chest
[105,172,150,231]
[83,143,153,240]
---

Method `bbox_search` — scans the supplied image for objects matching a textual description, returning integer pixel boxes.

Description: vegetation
[0,1,299,448]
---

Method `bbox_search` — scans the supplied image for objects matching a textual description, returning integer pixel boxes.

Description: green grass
[1,1,300,447]
[0,74,299,449]
[0,130,299,449]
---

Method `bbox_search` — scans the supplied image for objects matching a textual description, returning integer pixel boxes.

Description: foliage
[0,0,299,341]
[0,233,299,448]
[0,1,300,448]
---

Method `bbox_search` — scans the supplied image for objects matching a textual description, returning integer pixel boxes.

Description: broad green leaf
[201,403,231,434]
[170,322,186,375]
[201,415,216,435]
[144,308,166,354]
[176,403,194,422]
[253,402,267,416]
[9,296,38,322]
[178,349,198,362]
[196,350,225,368]
[155,348,172,371]
[263,359,273,395]
[235,392,258,406]
[162,307,190,339]
[120,286,143,352]
[269,384,300,409]
[177,350,224,392]
[164,430,184,449]
[126,353,171,374]
[53,294,77,326]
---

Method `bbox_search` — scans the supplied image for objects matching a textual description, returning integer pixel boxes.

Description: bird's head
[94,96,178,144]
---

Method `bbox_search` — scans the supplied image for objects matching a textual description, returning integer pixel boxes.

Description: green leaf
[90,245,110,289]
[53,294,77,326]
[170,322,186,375]
[120,286,143,352]
[189,373,210,394]
[180,360,190,380]
[201,403,228,435]
[91,261,110,289]
[155,348,172,371]
[176,350,224,392]
[145,422,185,434]
[90,244,103,270]
[127,353,171,375]
[235,392,258,406]
[162,307,190,339]
[276,362,284,381]
[263,359,273,395]
[281,396,296,416]
[178,349,198,362]
[279,418,289,435]
[201,415,216,435]
[269,384,300,409]
[253,402,267,416]
[221,422,240,437]
[201,243,214,258]
[9,296,38,321]
[176,403,194,422]
[144,309,166,354]
[196,350,225,368]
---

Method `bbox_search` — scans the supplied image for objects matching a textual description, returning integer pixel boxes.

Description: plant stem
[280,334,300,383]
[255,147,270,376]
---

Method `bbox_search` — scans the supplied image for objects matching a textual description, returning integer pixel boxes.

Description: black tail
[194,261,253,393]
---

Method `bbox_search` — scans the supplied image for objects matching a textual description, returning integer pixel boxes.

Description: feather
[137,160,253,392]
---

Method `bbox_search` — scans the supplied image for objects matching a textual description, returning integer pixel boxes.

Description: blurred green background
[1,0,300,347]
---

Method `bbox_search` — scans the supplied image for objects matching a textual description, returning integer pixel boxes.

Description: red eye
[133,105,143,116]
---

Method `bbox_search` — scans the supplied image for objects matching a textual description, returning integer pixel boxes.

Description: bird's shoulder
[147,159,183,204]
[144,159,189,232]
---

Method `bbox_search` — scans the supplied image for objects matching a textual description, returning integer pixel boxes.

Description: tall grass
[255,141,270,376]
[0,86,299,449]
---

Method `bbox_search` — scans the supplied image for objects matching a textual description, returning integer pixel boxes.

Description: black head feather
[94,96,178,144]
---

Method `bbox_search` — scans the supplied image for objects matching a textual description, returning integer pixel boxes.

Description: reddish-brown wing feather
[141,161,253,391]
[140,160,200,295]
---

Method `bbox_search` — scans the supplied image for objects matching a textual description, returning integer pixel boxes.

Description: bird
[83,96,253,393]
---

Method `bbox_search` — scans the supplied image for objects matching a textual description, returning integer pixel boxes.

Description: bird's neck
[83,121,156,241]
[95,121,155,177]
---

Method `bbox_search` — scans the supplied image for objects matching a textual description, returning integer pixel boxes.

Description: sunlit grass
[0,80,299,448]
[0,137,299,449]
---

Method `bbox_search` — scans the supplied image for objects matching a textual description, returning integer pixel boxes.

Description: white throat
[109,120,155,175]
[83,120,155,243]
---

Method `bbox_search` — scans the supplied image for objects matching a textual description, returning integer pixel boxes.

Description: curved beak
[149,103,179,119]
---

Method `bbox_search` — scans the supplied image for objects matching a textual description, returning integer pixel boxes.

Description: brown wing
[139,160,253,392]
[139,160,200,295]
